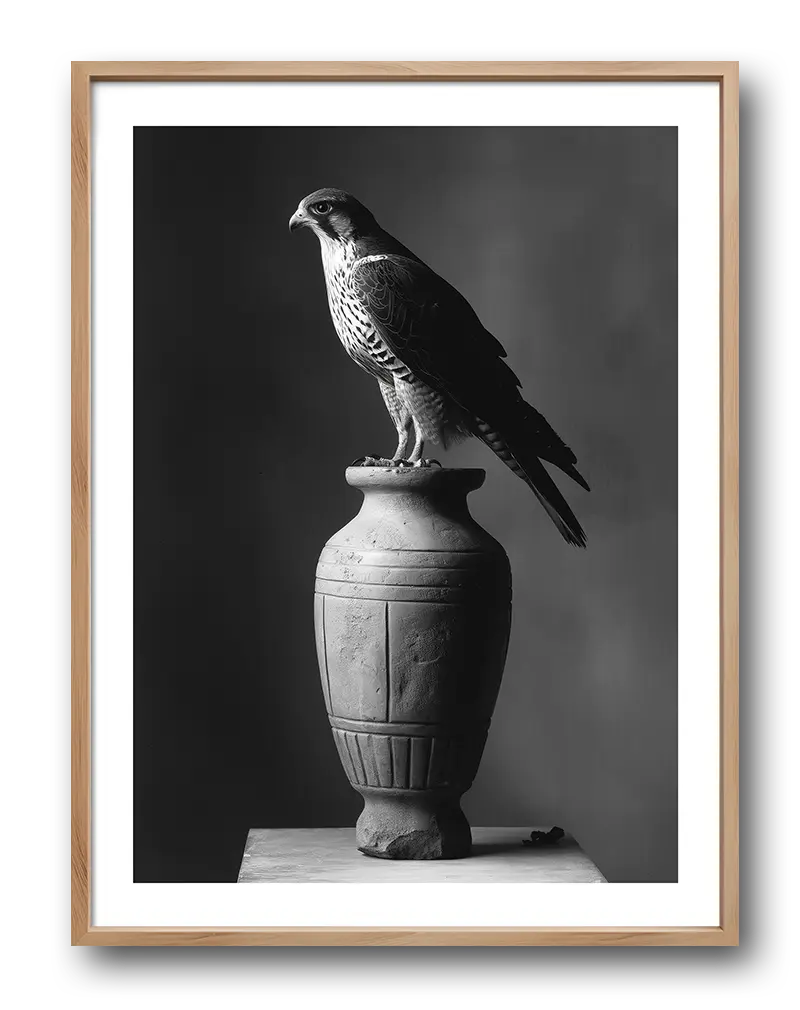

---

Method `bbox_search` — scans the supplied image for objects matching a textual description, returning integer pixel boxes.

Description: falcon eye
[313,201,332,215]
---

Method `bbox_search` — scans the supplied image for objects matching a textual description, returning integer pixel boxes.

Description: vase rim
[344,466,486,492]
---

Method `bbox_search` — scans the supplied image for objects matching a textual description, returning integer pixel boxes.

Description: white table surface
[237,827,606,883]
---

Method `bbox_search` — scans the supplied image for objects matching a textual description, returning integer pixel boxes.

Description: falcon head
[289,189,377,243]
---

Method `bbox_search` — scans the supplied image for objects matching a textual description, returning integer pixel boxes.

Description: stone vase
[314,467,512,859]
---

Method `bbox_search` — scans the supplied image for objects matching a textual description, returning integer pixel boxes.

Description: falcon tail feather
[516,402,591,492]
[474,421,587,548]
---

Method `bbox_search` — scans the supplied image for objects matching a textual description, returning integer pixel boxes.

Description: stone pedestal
[237,828,607,882]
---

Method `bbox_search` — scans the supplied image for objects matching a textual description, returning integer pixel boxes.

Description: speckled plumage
[319,232,463,448]
[289,188,589,546]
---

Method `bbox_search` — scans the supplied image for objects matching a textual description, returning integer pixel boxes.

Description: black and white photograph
[133,124,678,886]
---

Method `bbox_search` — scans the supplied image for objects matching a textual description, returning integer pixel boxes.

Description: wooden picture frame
[71,61,739,946]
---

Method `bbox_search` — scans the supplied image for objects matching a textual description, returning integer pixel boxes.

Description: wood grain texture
[70,60,739,947]
[71,60,91,947]
[75,927,733,947]
[72,60,736,81]
[720,63,740,944]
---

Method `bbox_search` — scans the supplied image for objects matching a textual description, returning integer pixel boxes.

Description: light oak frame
[71,61,739,946]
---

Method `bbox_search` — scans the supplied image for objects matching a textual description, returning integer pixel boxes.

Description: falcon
[289,188,589,546]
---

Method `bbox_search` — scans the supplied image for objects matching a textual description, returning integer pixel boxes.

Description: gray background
[134,126,677,882]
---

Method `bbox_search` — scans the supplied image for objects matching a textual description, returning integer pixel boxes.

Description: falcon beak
[289,210,306,233]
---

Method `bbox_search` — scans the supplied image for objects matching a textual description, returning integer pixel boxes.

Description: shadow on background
[134,126,677,883]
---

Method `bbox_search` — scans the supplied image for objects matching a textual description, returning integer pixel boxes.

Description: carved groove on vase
[322,595,330,710]
[320,545,507,569]
[331,727,486,791]
[427,735,450,789]
[316,564,511,591]
[348,735,363,785]
[383,599,390,723]
[410,736,431,789]
[330,716,491,737]
[333,730,354,782]
[391,735,410,789]
[313,593,331,712]
[316,578,482,604]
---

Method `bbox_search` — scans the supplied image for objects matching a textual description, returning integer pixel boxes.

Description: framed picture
[72,61,738,946]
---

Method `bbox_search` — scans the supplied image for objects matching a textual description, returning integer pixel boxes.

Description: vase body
[314,467,512,859]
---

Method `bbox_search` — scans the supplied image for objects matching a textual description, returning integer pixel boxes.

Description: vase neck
[330,467,500,555]
[358,485,471,524]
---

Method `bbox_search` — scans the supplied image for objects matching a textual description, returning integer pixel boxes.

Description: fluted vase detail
[314,466,512,859]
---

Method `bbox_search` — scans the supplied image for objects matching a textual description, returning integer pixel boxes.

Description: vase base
[356,790,471,860]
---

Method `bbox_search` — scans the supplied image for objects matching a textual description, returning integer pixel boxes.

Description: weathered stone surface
[314,467,512,859]
[238,828,608,882]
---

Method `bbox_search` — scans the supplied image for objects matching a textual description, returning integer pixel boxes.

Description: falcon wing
[350,254,583,476]
[351,254,515,392]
